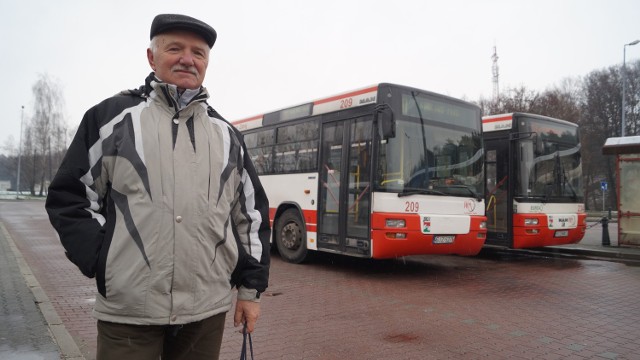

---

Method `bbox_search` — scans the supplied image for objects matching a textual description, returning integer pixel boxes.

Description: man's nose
[179,52,195,65]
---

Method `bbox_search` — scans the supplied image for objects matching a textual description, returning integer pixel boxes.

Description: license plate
[554,230,569,237]
[433,235,455,244]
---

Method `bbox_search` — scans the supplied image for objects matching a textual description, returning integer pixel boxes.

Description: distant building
[0,180,11,191]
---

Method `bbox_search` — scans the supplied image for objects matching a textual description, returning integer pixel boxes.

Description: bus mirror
[376,105,395,139]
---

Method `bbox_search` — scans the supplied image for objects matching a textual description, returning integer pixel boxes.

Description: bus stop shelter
[602,136,640,247]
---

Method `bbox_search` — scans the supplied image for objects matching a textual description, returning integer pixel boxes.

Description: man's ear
[147,48,156,71]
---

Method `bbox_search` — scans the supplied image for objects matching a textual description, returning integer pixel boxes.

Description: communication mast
[491,45,499,103]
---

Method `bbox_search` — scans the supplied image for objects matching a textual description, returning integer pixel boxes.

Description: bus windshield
[376,93,484,199]
[515,117,583,201]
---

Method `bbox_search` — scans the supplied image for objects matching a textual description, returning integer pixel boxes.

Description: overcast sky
[1,0,639,154]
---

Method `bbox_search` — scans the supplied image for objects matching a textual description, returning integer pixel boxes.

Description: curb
[543,246,640,261]
[518,246,640,265]
[0,222,85,360]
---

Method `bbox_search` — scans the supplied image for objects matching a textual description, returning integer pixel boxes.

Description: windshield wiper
[561,167,578,200]
[398,188,445,197]
[443,185,484,201]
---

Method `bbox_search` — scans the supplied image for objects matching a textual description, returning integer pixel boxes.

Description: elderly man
[45,14,270,360]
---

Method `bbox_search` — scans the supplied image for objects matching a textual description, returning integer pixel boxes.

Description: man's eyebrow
[161,40,183,48]
[162,39,208,54]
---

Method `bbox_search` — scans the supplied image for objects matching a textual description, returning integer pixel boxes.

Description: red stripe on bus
[233,115,263,125]
[313,86,379,105]
[302,209,318,230]
[482,115,512,123]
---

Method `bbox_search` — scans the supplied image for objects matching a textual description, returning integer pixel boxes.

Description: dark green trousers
[96,312,226,360]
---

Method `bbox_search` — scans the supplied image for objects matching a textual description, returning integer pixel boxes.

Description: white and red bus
[233,83,486,263]
[482,113,586,248]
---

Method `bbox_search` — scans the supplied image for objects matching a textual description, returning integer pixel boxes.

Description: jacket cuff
[237,286,262,302]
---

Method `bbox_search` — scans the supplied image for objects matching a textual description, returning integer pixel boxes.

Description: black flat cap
[150,14,217,48]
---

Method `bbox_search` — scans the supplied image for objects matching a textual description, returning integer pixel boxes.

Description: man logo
[464,199,476,212]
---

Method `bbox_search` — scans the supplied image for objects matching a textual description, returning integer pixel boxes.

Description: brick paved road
[2,200,640,359]
[0,220,59,359]
[1,200,95,359]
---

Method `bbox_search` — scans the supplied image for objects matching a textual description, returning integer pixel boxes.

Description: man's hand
[234,300,261,333]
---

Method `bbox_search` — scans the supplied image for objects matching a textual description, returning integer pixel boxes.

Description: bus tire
[275,209,308,263]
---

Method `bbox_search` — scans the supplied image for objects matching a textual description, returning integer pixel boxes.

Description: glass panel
[296,141,318,172]
[515,118,583,201]
[296,122,319,141]
[248,147,272,175]
[620,158,640,213]
[485,148,508,233]
[619,217,640,246]
[274,143,296,173]
[272,122,320,174]
[347,118,372,238]
[277,126,296,143]
[320,123,343,236]
[245,129,275,175]
[258,130,275,146]
[619,156,640,246]
[376,118,484,198]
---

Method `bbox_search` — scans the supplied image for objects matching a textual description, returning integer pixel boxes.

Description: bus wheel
[275,209,308,263]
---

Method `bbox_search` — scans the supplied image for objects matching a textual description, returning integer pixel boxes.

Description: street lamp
[16,105,24,199]
[622,39,640,137]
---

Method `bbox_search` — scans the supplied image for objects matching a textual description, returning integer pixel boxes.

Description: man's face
[147,30,210,90]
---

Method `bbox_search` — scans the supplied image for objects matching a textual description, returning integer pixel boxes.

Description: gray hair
[149,35,210,56]
[149,36,159,54]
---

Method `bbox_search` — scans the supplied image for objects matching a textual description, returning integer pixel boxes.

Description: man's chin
[173,80,201,90]
[169,73,201,88]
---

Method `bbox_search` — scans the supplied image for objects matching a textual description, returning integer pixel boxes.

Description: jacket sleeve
[45,107,108,278]
[230,130,271,301]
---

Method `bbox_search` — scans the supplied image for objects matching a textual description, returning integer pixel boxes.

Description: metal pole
[622,45,627,137]
[622,40,640,137]
[601,216,610,246]
[16,105,24,199]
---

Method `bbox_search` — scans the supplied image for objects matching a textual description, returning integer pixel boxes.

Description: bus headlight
[386,219,406,228]
[479,221,487,229]
[524,218,539,225]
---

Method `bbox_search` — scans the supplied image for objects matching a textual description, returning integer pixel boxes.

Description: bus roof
[482,112,577,132]
[232,83,481,132]
[231,84,380,131]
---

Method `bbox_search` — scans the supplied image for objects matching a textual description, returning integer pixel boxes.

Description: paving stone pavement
[3,200,640,359]
[0,221,60,359]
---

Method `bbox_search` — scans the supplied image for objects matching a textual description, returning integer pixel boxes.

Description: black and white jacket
[46,73,270,325]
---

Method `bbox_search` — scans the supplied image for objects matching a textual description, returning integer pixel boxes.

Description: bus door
[318,116,373,256]
[484,137,513,246]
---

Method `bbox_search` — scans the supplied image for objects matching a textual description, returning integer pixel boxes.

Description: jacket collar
[144,72,210,111]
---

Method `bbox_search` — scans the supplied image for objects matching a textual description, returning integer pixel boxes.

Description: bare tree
[534,78,582,122]
[1,136,18,190]
[20,126,38,195]
[579,65,622,209]
[2,136,17,156]
[29,73,67,196]
[477,86,543,116]
[624,60,640,136]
